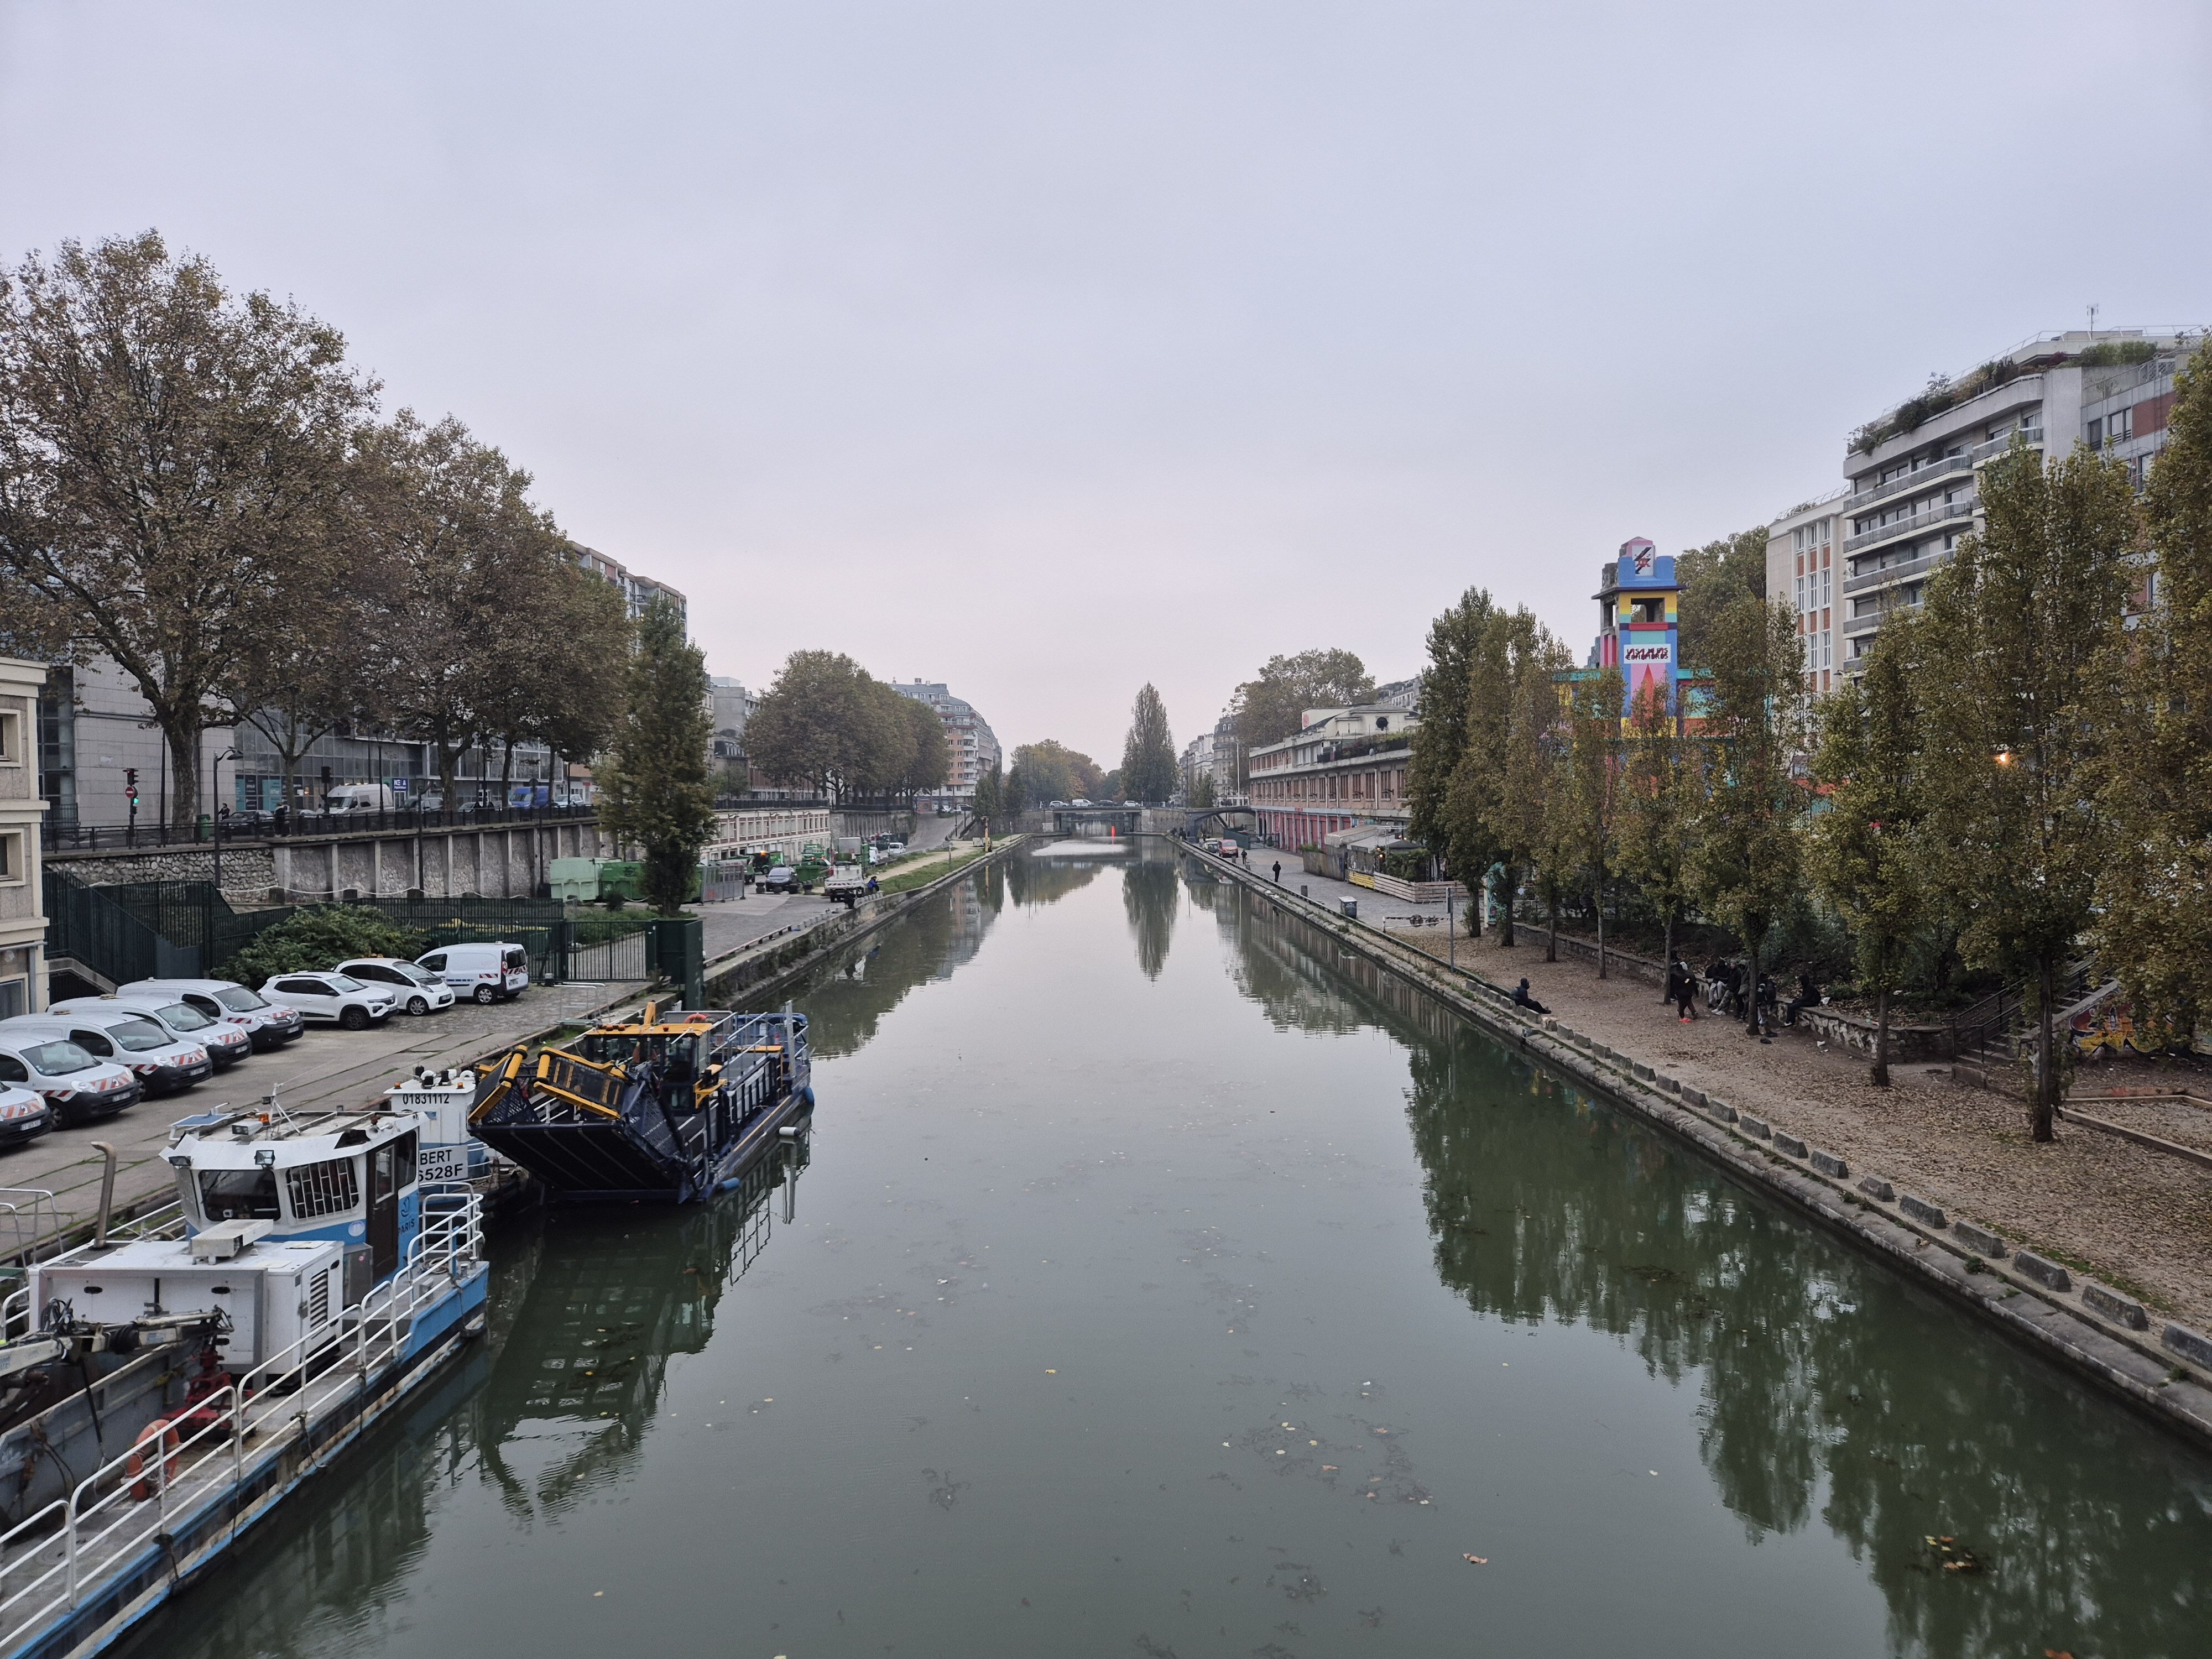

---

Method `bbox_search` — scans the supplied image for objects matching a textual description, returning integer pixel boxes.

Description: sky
[3,2,2208,765]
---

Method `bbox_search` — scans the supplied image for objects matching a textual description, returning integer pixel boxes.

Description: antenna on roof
[2088,302,2099,333]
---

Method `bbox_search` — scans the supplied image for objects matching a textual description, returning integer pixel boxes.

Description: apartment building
[1180,731,1213,799]
[893,681,1001,805]
[1246,703,1420,851]
[0,658,49,1018]
[1769,328,2199,675]
[570,544,688,623]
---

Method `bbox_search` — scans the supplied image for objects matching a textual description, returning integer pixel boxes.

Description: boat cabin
[164,1107,425,1287]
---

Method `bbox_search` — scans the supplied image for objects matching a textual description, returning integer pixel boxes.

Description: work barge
[0,996,817,1657]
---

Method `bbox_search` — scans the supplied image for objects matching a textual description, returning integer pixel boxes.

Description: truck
[823,862,870,907]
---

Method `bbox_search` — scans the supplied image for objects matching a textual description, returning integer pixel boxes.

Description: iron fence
[40,802,598,853]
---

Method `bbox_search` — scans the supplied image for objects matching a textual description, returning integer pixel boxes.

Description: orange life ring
[127,1416,181,1500]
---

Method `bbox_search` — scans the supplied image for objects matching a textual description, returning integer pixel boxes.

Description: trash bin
[1339,897,1358,921]
[1301,885,1309,899]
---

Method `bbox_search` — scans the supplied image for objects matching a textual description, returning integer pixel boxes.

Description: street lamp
[208,748,240,974]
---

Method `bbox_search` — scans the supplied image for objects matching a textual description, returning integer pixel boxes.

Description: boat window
[372,1142,397,1204]
[201,1167,280,1222]
[394,1130,417,1190]
[285,1156,361,1219]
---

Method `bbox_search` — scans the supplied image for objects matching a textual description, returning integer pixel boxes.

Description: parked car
[760,865,796,894]
[0,1082,48,1148]
[414,942,530,1004]
[335,957,457,1015]
[0,1022,141,1127]
[34,1006,212,1095]
[118,977,304,1051]
[258,972,397,1030]
[51,993,253,1070]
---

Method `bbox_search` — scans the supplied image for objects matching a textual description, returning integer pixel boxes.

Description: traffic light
[124,768,139,807]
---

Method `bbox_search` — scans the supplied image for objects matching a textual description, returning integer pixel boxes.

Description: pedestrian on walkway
[1271,860,1282,883]
[1668,958,1699,1022]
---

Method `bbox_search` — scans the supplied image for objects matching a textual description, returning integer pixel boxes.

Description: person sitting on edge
[1785,971,1821,1027]
[1511,978,1549,1016]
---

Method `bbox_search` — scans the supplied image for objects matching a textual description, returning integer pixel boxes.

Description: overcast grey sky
[4,2,2208,764]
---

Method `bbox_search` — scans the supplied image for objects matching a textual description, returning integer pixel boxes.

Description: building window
[0,708,19,765]
[0,831,21,884]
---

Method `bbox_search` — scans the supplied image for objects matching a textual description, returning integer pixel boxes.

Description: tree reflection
[1121,853,1180,979]
[1238,887,2212,1657]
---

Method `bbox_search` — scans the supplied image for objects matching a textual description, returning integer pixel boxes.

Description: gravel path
[1388,921,2212,1329]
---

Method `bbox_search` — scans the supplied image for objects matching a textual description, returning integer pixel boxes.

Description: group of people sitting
[1507,962,1827,1033]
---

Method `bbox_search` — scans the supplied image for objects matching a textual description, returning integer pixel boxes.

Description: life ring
[127,1416,181,1500]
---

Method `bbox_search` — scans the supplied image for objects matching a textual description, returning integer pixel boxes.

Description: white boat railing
[0,1194,482,1653]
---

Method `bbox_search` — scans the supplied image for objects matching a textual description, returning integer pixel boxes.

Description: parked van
[324,783,397,815]
[118,977,304,1050]
[0,1021,142,1126]
[0,1082,48,1148]
[51,993,253,1070]
[416,942,530,1004]
[34,1006,212,1095]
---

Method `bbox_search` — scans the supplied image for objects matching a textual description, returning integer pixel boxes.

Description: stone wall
[50,844,279,905]
[1798,1004,1956,1063]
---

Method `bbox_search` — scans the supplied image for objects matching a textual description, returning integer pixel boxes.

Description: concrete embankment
[1181,837,2212,1451]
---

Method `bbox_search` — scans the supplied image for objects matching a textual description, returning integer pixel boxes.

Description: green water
[125,846,2211,1658]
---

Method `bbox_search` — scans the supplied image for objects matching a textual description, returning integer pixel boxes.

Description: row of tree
[0,231,630,822]
[1407,342,2212,1143]
[742,651,948,804]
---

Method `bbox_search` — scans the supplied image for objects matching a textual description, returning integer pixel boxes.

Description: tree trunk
[160,713,200,830]
[500,737,515,806]
[1660,915,1675,1005]
[1595,879,1608,981]
[1871,983,1892,1087]
[1745,938,1761,1036]
[2032,953,2057,1142]
[1499,865,1516,947]
[1546,893,1558,963]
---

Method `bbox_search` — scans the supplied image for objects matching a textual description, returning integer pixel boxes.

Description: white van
[0,1022,141,1127]
[324,783,396,815]
[416,942,530,1004]
[36,1006,212,1095]
[51,993,253,1070]
[118,978,305,1050]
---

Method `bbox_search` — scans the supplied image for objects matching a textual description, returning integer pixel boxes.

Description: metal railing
[42,802,597,854]
[1845,452,1974,512]
[1842,497,1976,557]
[1841,549,1945,598]
[0,1196,481,1651]
[1969,427,2043,465]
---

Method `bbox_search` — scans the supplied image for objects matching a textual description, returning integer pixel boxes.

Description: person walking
[1669,958,1699,1022]
[1271,860,1282,883]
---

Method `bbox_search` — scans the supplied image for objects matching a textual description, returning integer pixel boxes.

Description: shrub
[221,906,428,987]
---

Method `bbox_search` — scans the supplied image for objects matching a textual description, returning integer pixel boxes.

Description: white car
[51,994,253,1071]
[117,978,304,1051]
[259,972,397,1030]
[0,1025,141,1128]
[34,1007,212,1096]
[333,957,456,1016]
[0,1082,49,1148]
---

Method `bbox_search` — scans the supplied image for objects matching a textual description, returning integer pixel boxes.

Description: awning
[1322,825,1398,851]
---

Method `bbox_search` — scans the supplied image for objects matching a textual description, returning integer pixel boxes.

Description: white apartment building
[1768,328,2199,677]
[892,681,1001,805]
[1180,731,1214,799]
[0,658,49,1018]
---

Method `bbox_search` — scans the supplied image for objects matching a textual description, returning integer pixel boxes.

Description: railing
[1841,549,1945,598]
[0,1196,481,1652]
[1969,427,2043,465]
[42,802,597,854]
[1845,452,1974,512]
[1842,497,1976,557]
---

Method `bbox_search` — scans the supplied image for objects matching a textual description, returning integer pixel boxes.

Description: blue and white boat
[0,1099,488,1658]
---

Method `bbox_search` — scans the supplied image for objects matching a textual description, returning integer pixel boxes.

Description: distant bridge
[1050,804,1143,837]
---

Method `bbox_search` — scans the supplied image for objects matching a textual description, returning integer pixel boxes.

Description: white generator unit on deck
[30,1230,345,1372]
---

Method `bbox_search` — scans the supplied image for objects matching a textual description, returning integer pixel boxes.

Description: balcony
[1969,426,2043,466]
[1843,497,1975,558]
[1846,452,1973,513]
[1843,548,1947,598]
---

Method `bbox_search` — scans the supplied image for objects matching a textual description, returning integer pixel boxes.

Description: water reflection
[1240,889,2212,1655]
[1120,853,1179,980]
[1004,847,1108,907]
[794,870,1004,1058]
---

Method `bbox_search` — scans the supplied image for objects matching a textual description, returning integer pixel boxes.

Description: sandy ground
[1380,917,2212,1331]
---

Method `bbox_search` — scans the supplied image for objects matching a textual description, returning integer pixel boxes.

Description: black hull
[476,1084,811,1203]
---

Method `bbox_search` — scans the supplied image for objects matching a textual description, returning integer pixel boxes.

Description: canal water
[127,846,2210,1658]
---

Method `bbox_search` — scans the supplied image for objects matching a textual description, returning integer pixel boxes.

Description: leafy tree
[1676,526,1767,671]
[599,597,716,914]
[1619,680,1702,999]
[1120,683,1178,803]
[1099,768,1125,801]
[1566,667,1625,978]
[0,231,373,827]
[2096,343,2212,1037]
[745,650,896,804]
[1407,588,1495,866]
[1009,740,1100,804]
[1003,763,1030,813]
[972,757,1004,825]
[1920,441,2139,1138]
[1187,769,1217,809]
[1444,608,1561,945]
[1810,616,1928,1084]
[221,905,425,987]
[1229,648,1374,764]
[1691,594,1806,1035]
